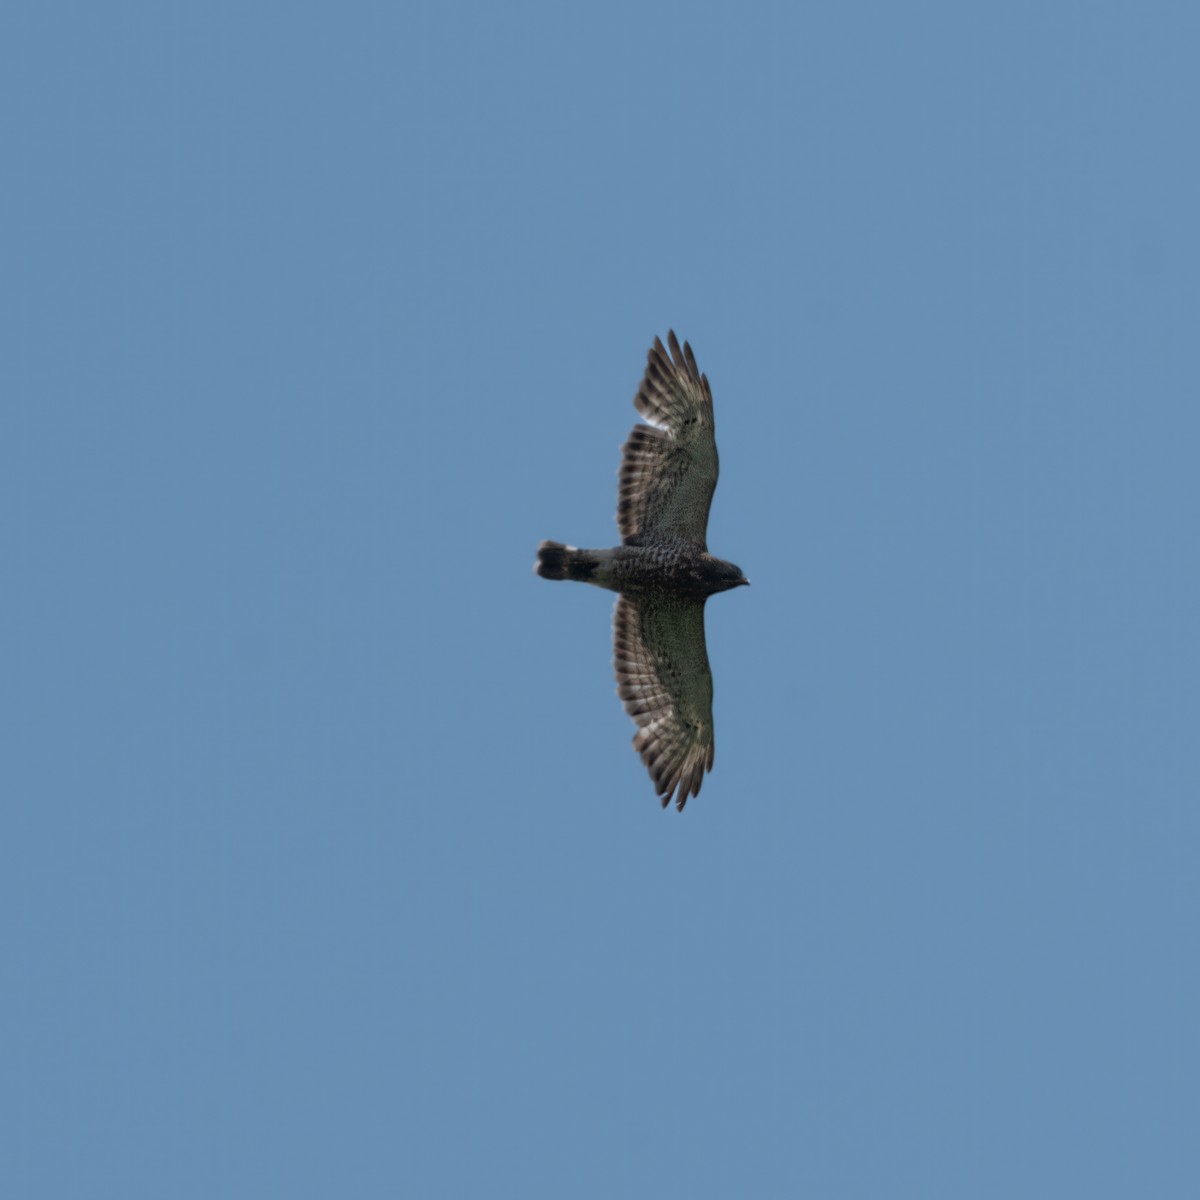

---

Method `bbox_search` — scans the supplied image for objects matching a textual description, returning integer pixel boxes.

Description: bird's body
[535,332,748,811]
[536,538,746,598]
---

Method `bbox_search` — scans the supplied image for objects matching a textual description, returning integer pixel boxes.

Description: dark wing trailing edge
[614,593,715,811]
[617,331,718,548]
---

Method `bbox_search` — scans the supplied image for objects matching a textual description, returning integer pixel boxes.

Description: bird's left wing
[614,593,715,811]
[617,332,718,548]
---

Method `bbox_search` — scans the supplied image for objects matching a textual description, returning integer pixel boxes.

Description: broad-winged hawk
[535,332,748,811]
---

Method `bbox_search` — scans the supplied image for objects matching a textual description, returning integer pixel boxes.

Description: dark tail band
[535,540,599,582]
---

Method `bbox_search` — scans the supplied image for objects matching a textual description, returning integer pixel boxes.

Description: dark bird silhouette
[535,332,748,810]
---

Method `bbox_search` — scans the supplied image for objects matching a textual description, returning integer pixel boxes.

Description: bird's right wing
[614,593,715,811]
[617,332,718,548]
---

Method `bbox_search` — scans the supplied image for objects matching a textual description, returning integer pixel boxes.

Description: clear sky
[4,3,1198,1197]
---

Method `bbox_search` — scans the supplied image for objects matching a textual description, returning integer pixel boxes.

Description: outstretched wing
[614,593,715,811]
[617,331,718,548]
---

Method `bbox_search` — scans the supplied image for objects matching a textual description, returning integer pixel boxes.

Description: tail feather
[535,540,600,582]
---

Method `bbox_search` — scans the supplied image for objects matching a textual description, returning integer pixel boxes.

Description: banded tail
[535,540,604,583]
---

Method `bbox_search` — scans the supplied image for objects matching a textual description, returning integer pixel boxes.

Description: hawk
[535,332,748,811]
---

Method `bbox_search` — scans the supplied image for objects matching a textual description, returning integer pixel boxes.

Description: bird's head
[710,558,750,592]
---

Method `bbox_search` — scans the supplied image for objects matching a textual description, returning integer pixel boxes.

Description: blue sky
[4,3,1198,1196]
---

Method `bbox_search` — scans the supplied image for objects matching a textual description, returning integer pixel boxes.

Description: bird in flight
[535,332,748,811]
